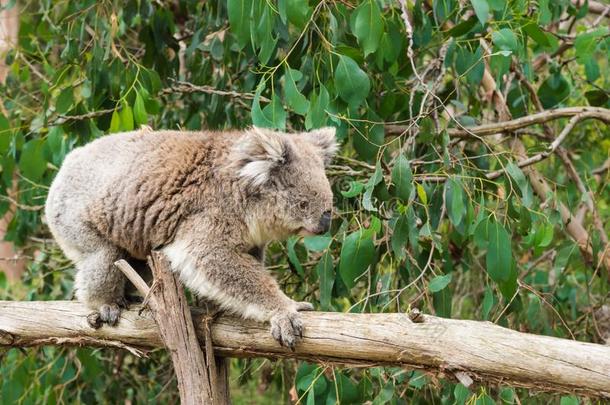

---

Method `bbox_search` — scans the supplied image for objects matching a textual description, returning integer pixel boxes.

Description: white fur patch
[162,240,268,321]
[239,160,273,188]
[232,127,289,188]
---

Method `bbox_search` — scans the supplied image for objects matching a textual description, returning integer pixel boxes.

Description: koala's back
[46,130,235,261]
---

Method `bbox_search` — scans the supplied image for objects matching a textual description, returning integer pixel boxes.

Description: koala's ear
[303,127,338,166]
[231,127,290,189]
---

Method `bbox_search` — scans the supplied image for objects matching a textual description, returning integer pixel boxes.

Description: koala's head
[229,127,338,244]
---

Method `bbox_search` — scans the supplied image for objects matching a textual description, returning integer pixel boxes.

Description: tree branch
[484,114,582,180]
[385,107,610,138]
[1,301,609,398]
[114,255,226,404]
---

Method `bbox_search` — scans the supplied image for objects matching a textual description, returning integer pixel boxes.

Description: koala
[45,126,337,348]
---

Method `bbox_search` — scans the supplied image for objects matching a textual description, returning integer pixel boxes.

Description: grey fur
[45,126,337,347]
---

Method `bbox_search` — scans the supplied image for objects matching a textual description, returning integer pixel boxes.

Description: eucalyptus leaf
[351,0,384,56]
[392,155,413,201]
[335,55,371,107]
[428,273,452,292]
[339,229,375,288]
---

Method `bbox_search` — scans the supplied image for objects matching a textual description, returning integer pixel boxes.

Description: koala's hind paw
[270,311,304,351]
[99,303,122,325]
[87,303,122,328]
[295,301,314,311]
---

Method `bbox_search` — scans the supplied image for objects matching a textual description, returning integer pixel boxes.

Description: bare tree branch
[1,301,610,398]
[484,114,583,180]
[385,107,610,138]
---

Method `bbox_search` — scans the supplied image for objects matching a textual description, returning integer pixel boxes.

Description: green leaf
[262,95,286,130]
[522,22,550,47]
[486,220,512,283]
[392,154,413,201]
[335,373,359,403]
[482,287,497,320]
[499,388,515,403]
[353,116,384,162]
[316,251,334,310]
[585,89,609,106]
[304,235,332,252]
[474,216,490,248]
[488,0,505,10]
[476,394,495,405]
[341,181,365,198]
[287,237,304,277]
[554,242,576,274]
[391,214,409,259]
[109,109,121,133]
[454,383,471,405]
[339,229,375,288]
[534,222,553,248]
[416,183,427,205]
[252,83,286,130]
[306,390,314,405]
[283,68,309,115]
[428,273,452,293]
[445,177,465,226]
[133,90,147,126]
[492,28,519,54]
[505,162,533,208]
[0,114,11,154]
[351,0,384,56]
[55,87,73,115]
[305,85,329,129]
[0,272,6,293]
[446,16,477,37]
[286,0,311,29]
[373,381,394,404]
[574,28,608,64]
[538,73,570,109]
[254,5,277,64]
[227,0,252,49]
[470,0,489,25]
[119,102,134,131]
[19,139,46,181]
[363,163,383,211]
[334,55,371,107]
[560,396,579,405]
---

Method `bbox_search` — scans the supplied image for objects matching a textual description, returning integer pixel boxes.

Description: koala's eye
[298,200,309,210]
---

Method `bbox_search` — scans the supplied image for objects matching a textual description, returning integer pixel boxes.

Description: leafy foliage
[1,0,609,403]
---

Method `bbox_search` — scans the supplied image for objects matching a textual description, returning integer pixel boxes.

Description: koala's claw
[295,301,314,311]
[98,303,122,326]
[270,311,304,351]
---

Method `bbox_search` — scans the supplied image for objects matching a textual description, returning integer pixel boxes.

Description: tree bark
[1,300,609,398]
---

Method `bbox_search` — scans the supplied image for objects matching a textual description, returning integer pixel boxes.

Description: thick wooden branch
[385,107,610,138]
[1,301,609,398]
[115,255,222,404]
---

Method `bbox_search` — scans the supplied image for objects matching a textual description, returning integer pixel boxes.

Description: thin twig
[485,115,583,180]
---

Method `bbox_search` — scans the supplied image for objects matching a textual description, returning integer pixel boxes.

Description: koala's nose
[318,210,332,233]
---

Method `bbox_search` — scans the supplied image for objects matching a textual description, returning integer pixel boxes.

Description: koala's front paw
[270,311,304,350]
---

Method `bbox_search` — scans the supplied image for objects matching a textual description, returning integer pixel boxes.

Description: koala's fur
[45,126,337,348]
